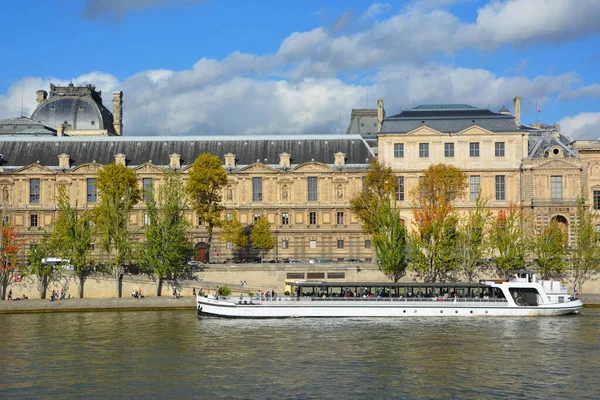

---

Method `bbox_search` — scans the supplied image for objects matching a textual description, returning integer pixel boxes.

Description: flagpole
[536,100,539,124]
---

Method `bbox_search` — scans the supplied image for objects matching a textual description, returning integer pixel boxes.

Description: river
[1,309,599,399]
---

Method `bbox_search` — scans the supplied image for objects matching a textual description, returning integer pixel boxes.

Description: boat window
[509,288,540,306]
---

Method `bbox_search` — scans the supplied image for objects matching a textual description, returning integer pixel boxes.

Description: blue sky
[1,0,599,138]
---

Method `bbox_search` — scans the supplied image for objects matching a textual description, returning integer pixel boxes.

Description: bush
[248,292,254,297]
[284,290,290,296]
[220,286,232,296]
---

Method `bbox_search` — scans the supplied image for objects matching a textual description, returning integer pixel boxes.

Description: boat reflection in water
[197,270,583,318]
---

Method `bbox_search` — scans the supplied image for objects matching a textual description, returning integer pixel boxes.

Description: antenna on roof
[366,86,369,108]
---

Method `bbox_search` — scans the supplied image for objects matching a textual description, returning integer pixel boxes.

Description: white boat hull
[197,296,583,318]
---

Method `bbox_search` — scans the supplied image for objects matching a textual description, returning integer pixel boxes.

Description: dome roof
[30,84,115,133]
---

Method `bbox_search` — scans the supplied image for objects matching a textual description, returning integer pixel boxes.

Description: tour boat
[196,271,583,318]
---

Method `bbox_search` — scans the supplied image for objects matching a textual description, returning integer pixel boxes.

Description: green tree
[28,233,55,299]
[185,153,228,261]
[570,197,600,293]
[531,220,567,280]
[408,164,468,282]
[350,159,398,234]
[138,171,193,296]
[250,214,275,262]
[220,211,248,253]
[372,195,408,282]
[458,197,492,282]
[51,186,94,298]
[489,203,529,277]
[94,162,142,297]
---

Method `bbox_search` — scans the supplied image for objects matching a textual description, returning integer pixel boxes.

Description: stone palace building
[1,84,599,264]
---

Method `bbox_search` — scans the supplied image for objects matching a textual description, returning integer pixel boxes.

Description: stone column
[113,91,123,136]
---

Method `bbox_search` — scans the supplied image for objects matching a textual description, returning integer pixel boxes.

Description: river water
[1,309,599,399]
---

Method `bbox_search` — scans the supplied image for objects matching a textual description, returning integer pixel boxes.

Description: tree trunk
[155,277,162,297]
[206,227,213,263]
[116,273,123,298]
[39,275,48,299]
[78,275,85,298]
[0,274,8,300]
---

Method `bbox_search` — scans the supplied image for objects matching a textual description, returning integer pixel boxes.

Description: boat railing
[229,296,509,304]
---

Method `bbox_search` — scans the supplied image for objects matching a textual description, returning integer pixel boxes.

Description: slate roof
[30,84,115,133]
[0,116,56,136]
[526,128,577,158]
[346,109,379,137]
[381,104,522,134]
[0,135,374,169]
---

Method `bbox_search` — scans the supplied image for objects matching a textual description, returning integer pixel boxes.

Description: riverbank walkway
[0,296,196,314]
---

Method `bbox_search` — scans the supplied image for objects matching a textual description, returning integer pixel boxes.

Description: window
[226,242,233,250]
[365,239,371,249]
[87,178,97,203]
[307,177,318,201]
[252,177,263,202]
[551,176,562,201]
[143,213,150,225]
[309,240,317,249]
[495,175,506,200]
[143,178,153,201]
[2,216,9,225]
[337,239,344,249]
[361,176,366,192]
[594,190,600,210]
[281,212,289,225]
[30,214,38,227]
[470,142,480,157]
[30,178,40,203]
[394,143,404,158]
[470,176,480,201]
[197,217,203,225]
[444,143,454,158]
[419,143,429,158]
[89,243,95,251]
[495,142,505,157]
[254,213,261,222]
[282,239,289,249]
[309,212,317,225]
[337,212,344,225]
[225,212,232,221]
[396,176,404,201]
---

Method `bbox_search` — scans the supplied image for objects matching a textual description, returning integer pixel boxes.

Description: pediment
[292,162,333,173]
[533,159,581,171]
[456,125,494,136]
[404,126,443,136]
[332,176,349,184]
[135,163,165,174]
[71,163,101,174]
[238,163,278,173]
[14,164,55,174]
[277,176,294,184]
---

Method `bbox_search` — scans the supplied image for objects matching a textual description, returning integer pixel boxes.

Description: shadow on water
[1,310,599,399]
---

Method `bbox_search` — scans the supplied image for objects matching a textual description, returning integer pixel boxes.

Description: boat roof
[291,281,489,289]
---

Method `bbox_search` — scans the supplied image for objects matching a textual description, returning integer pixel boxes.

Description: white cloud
[559,84,600,100]
[81,0,205,22]
[560,112,600,139]
[361,3,391,20]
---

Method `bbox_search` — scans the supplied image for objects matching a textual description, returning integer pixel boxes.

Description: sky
[0,0,599,138]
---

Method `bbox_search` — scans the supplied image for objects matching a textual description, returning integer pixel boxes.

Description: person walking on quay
[6,289,13,302]
[172,287,177,299]
[192,288,196,297]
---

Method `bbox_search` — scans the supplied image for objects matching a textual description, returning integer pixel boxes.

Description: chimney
[58,153,70,170]
[224,153,236,168]
[114,153,126,166]
[56,124,65,137]
[36,90,48,105]
[169,153,181,169]
[513,96,521,126]
[334,152,345,166]
[279,152,290,168]
[377,98,385,133]
[113,91,123,136]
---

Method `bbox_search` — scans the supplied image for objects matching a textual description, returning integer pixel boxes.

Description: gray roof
[380,104,522,134]
[526,128,577,158]
[346,109,379,137]
[0,116,56,136]
[0,135,374,168]
[30,84,115,133]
